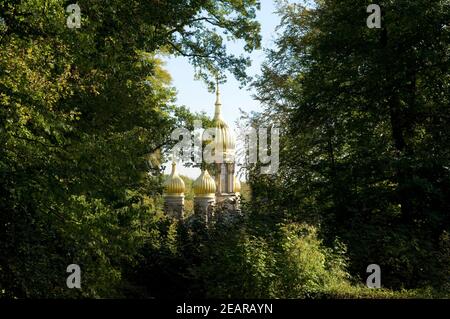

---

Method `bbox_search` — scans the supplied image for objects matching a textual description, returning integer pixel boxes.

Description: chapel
[163,83,241,222]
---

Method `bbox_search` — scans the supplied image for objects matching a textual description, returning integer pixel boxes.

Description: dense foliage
[253,0,450,293]
[1,0,448,299]
[0,0,261,298]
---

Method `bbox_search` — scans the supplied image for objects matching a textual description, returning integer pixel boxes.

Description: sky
[163,1,282,178]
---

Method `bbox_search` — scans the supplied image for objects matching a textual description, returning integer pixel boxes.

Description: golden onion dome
[164,162,185,195]
[193,169,216,197]
[213,84,235,157]
[234,178,241,194]
[214,118,235,156]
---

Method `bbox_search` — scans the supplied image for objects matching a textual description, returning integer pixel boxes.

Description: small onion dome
[193,169,216,197]
[234,178,241,194]
[164,162,185,195]
[213,83,235,158]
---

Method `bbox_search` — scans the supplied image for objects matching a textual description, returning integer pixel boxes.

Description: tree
[0,0,261,297]
[253,0,450,291]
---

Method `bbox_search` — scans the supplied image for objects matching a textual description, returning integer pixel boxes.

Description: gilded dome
[234,177,241,193]
[193,169,216,197]
[213,84,235,158]
[214,118,235,156]
[164,162,185,195]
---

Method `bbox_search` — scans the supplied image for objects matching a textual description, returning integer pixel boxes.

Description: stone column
[194,196,215,224]
[164,195,185,220]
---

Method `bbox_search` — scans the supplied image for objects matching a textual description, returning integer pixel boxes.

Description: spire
[214,77,223,120]
[171,161,177,176]
[170,151,176,176]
